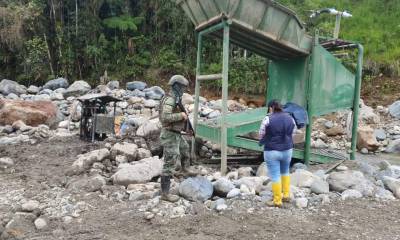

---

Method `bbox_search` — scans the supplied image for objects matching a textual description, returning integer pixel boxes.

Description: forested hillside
[0,0,399,92]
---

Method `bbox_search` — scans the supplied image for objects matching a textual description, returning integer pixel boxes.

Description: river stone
[111,142,138,162]
[327,170,367,192]
[0,79,27,96]
[63,80,91,97]
[291,169,319,188]
[66,174,106,193]
[389,101,400,119]
[127,81,147,91]
[385,139,400,154]
[295,198,308,208]
[374,129,387,141]
[213,178,235,197]
[7,93,19,100]
[34,218,48,230]
[107,81,119,90]
[112,157,163,186]
[181,93,194,105]
[1,212,36,239]
[43,77,69,90]
[226,188,241,198]
[359,100,380,124]
[143,99,158,108]
[21,200,40,212]
[310,178,329,194]
[26,85,39,95]
[256,162,268,177]
[136,119,161,137]
[341,189,363,200]
[179,176,213,202]
[233,177,266,193]
[238,167,253,178]
[67,148,110,175]
[375,187,395,200]
[144,86,165,100]
[383,176,400,198]
[0,157,14,168]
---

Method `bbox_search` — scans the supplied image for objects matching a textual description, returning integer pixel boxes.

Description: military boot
[181,161,198,177]
[160,175,180,202]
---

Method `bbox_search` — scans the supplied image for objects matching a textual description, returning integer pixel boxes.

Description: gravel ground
[1,136,400,240]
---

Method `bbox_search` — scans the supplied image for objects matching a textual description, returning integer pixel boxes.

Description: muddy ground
[1,136,400,240]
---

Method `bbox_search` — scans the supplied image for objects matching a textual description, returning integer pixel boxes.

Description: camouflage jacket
[159,94,185,132]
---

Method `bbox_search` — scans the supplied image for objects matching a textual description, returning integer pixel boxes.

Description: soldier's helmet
[168,75,189,87]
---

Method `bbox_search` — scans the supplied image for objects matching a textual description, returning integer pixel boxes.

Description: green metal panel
[310,45,355,116]
[176,0,312,58]
[267,57,309,107]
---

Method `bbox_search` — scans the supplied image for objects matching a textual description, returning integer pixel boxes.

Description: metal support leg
[221,23,230,175]
[191,33,203,162]
[304,31,318,165]
[350,44,364,160]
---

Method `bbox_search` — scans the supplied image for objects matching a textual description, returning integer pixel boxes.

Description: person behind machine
[259,99,295,207]
[158,75,197,202]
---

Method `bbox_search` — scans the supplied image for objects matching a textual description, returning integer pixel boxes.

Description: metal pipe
[191,33,203,161]
[221,22,230,175]
[350,44,364,160]
[199,21,226,36]
[333,14,342,39]
[197,74,222,81]
[304,31,319,165]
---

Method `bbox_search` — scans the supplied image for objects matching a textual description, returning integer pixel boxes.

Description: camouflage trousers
[160,129,190,176]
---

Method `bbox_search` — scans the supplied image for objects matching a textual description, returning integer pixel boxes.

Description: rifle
[177,100,195,137]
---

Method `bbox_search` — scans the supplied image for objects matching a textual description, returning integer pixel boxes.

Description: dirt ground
[1,136,400,240]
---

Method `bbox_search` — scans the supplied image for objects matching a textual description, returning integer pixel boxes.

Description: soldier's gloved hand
[181,112,188,120]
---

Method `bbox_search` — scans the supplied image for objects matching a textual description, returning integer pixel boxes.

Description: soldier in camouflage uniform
[159,75,197,202]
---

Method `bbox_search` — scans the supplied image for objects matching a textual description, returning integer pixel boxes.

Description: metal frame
[187,3,364,173]
[192,20,230,174]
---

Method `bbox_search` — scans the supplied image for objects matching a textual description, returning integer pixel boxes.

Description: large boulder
[385,139,400,154]
[310,178,330,194]
[389,101,400,119]
[27,85,40,94]
[111,142,138,162]
[233,176,266,193]
[181,93,194,105]
[126,81,147,91]
[327,170,369,193]
[378,165,400,179]
[359,100,380,124]
[357,126,380,151]
[291,169,319,188]
[43,77,69,90]
[256,162,268,177]
[0,99,61,128]
[144,86,165,100]
[63,80,91,97]
[112,156,163,186]
[67,148,110,175]
[1,212,36,239]
[136,118,161,137]
[107,80,120,90]
[179,176,213,202]
[383,176,400,198]
[0,79,27,96]
[67,174,106,193]
[213,178,235,197]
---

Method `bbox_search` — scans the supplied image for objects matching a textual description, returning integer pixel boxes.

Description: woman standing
[259,100,295,207]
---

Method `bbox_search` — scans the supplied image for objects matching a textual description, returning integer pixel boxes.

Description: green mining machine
[176,0,363,174]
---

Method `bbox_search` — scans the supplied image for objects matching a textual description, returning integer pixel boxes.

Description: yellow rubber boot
[266,182,282,207]
[281,175,291,203]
